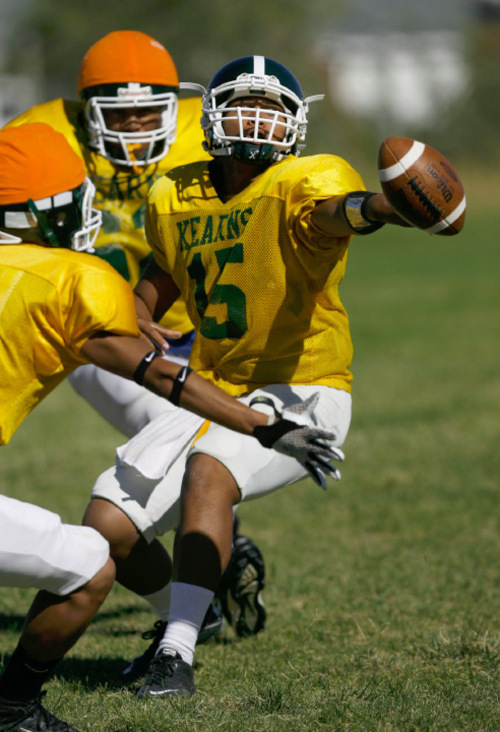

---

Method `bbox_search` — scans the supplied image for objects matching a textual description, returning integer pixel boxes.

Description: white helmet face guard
[0,178,101,252]
[208,104,302,154]
[203,76,309,161]
[71,178,102,252]
[85,87,178,167]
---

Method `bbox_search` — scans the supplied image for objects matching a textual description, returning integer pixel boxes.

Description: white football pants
[0,494,109,595]
[67,335,192,438]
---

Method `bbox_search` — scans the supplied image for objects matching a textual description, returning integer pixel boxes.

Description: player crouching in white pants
[0,494,114,732]
[0,121,342,728]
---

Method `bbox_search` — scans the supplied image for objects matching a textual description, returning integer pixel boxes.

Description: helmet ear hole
[201,55,316,164]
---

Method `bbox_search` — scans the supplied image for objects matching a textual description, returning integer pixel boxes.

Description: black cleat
[0,692,80,731]
[197,602,225,644]
[122,603,223,679]
[216,532,266,637]
[136,652,195,699]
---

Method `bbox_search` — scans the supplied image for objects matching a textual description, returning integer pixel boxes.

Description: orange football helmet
[78,31,179,167]
[0,123,101,250]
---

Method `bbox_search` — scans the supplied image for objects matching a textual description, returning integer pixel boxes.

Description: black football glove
[251,392,345,490]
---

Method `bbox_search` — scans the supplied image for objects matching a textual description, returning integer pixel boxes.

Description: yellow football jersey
[146,154,365,396]
[0,245,140,445]
[5,96,211,334]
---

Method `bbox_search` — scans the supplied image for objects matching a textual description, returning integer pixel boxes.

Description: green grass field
[1,209,499,731]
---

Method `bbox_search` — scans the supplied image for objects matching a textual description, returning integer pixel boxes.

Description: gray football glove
[251,392,345,490]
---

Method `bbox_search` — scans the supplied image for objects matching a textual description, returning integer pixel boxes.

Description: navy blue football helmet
[197,56,323,165]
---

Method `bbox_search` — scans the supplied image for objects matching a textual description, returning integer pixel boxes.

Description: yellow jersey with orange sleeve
[0,245,140,445]
[146,153,365,397]
[4,96,210,334]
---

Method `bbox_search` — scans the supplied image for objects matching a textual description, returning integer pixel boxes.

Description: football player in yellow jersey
[0,122,343,729]
[5,31,270,654]
[83,55,417,699]
[4,30,208,435]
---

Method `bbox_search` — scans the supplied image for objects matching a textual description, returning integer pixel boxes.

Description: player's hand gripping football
[251,393,344,490]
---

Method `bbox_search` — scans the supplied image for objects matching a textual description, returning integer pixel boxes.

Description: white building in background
[316,0,472,130]
[0,0,38,126]
[0,74,38,127]
[316,32,469,129]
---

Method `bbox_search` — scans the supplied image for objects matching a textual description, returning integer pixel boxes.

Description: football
[378,137,466,236]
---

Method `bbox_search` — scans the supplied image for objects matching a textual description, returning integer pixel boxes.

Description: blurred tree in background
[3,0,500,185]
[3,1,346,153]
[460,1,500,165]
[6,0,335,97]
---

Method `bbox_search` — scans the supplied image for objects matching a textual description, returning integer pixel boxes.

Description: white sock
[156,582,213,665]
[141,583,171,622]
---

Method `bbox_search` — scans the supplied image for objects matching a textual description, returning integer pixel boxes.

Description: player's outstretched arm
[313,138,466,240]
[81,333,343,485]
[311,191,410,239]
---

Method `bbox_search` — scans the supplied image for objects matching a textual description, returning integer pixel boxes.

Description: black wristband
[133,350,161,385]
[343,191,385,235]
[169,365,193,406]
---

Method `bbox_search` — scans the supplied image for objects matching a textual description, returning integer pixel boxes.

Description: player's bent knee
[183,453,240,505]
[79,556,116,605]
[83,497,141,560]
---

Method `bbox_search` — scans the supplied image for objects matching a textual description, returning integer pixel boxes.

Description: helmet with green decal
[0,123,101,251]
[199,55,323,165]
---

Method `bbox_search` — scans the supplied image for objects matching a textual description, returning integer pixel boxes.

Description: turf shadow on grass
[0,612,25,633]
[54,657,137,691]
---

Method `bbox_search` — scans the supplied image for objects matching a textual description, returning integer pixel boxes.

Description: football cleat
[136,652,195,699]
[0,692,80,731]
[122,603,223,679]
[215,531,266,637]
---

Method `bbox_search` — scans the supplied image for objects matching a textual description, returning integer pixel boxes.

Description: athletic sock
[141,583,172,622]
[0,643,61,702]
[156,582,213,665]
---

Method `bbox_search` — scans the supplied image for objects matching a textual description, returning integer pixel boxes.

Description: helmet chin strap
[232,141,277,165]
[27,199,59,248]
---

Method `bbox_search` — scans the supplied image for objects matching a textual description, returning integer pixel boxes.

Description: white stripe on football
[377,137,466,236]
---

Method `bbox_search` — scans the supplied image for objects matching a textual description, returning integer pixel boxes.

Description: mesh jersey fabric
[146,153,365,396]
[5,96,210,335]
[0,245,139,444]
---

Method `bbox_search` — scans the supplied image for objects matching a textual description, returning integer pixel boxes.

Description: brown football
[378,137,466,236]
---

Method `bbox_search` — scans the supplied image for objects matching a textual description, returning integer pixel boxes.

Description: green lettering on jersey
[94,172,161,203]
[187,252,208,316]
[187,243,247,340]
[177,208,253,251]
[177,220,190,250]
[215,215,228,242]
[189,217,201,248]
[200,216,214,245]
[226,211,241,240]
[240,207,252,225]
